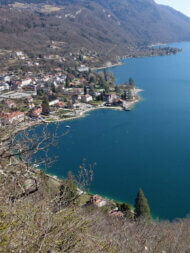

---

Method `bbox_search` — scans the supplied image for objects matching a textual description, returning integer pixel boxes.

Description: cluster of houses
[0,48,138,127]
[105,92,136,110]
[86,194,126,218]
[0,111,25,126]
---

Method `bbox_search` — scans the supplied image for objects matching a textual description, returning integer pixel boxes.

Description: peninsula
[0,48,142,127]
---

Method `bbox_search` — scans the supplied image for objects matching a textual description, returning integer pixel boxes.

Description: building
[73,103,81,110]
[49,99,60,106]
[12,51,24,57]
[78,65,89,72]
[0,82,9,93]
[55,102,66,108]
[82,94,93,103]
[24,96,33,104]
[106,94,120,105]
[0,91,34,99]
[4,76,11,82]
[25,97,34,109]
[3,99,16,109]
[90,195,107,207]
[21,79,32,87]
[1,111,25,125]
[30,106,42,118]
[109,210,124,218]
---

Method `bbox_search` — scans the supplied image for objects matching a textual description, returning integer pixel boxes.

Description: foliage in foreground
[1,124,190,252]
[1,168,190,253]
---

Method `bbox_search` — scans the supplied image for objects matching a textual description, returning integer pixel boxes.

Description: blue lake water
[42,42,190,220]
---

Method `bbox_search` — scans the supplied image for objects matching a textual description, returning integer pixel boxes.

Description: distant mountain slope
[0,0,190,56]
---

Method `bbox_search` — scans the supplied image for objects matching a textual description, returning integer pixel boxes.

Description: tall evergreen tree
[51,83,56,93]
[65,77,70,88]
[104,69,107,81]
[84,85,87,95]
[42,95,50,116]
[129,77,134,87]
[122,90,127,100]
[134,188,151,219]
[79,54,83,62]
[115,85,121,94]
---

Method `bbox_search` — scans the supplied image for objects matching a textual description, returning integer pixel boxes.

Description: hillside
[0,0,190,57]
[1,123,190,252]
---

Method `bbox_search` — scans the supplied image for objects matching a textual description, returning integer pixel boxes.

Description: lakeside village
[0,49,141,128]
[0,49,142,218]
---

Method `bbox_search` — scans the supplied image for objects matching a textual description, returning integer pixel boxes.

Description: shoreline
[15,89,143,132]
[11,75,143,216]
[91,61,123,71]
[92,46,181,71]
[44,105,122,123]
[43,95,142,124]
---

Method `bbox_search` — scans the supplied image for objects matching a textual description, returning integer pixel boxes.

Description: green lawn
[89,101,103,106]
[54,109,71,116]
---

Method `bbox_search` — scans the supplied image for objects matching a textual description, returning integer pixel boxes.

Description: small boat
[65,125,71,128]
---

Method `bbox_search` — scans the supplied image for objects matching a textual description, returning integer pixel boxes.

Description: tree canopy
[42,95,50,115]
[134,188,151,219]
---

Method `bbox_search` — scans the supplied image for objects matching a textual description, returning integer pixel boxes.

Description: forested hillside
[0,0,190,56]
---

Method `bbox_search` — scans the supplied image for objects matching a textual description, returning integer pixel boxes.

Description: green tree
[37,88,44,97]
[65,77,70,88]
[79,54,83,61]
[42,95,50,116]
[125,87,134,101]
[89,74,96,83]
[100,92,104,101]
[117,202,133,219]
[104,69,108,81]
[117,202,132,212]
[84,85,87,95]
[89,85,95,97]
[51,83,56,93]
[134,188,151,219]
[104,84,109,94]
[115,85,121,94]
[129,77,134,87]
[122,90,127,100]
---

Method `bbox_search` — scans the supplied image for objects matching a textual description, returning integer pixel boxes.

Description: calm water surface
[44,42,190,220]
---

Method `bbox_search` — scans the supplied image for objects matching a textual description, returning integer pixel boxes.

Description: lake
[42,42,190,220]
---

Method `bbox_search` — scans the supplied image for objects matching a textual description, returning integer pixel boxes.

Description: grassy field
[89,101,103,106]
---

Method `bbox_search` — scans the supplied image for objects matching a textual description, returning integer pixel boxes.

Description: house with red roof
[1,111,25,125]
[30,106,42,118]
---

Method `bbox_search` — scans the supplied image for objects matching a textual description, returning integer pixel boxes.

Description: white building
[13,51,24,57]
[0,83,9,93]
[4,76,11,82]
[0,91,34,99]
[78,65,89,72]
[82,94,93,103]
[21,79,32,87]
[49,99,60,106]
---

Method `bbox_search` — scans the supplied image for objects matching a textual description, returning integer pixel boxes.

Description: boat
[65,125,71,128]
